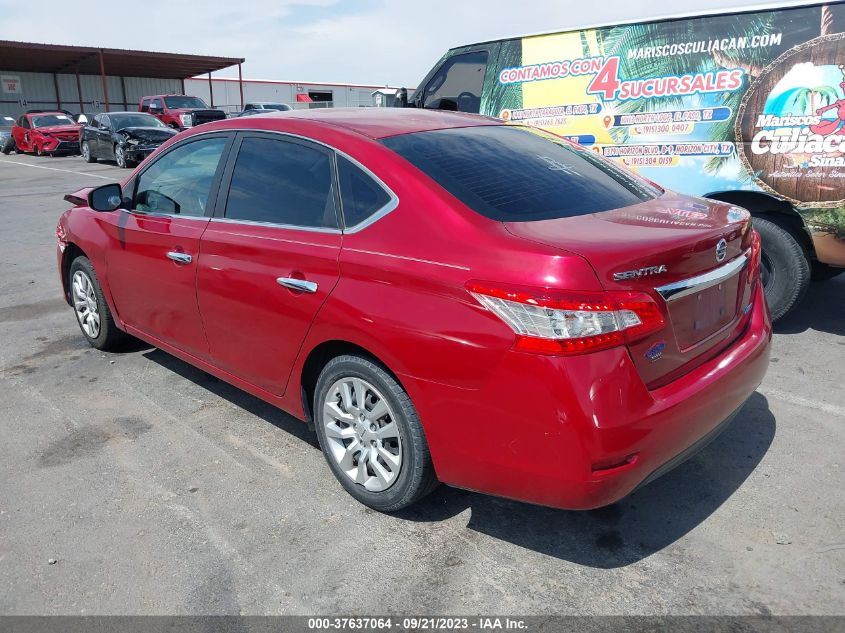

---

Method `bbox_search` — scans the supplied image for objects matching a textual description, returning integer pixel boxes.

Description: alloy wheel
[115,145,126,168]
[81,142,90,161]
[322,377,402,492]
[72,270,101,338]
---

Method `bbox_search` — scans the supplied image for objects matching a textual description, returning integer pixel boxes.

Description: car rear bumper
[407,282,772,510]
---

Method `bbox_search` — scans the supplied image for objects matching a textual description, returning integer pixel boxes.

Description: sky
[0,0,826,87]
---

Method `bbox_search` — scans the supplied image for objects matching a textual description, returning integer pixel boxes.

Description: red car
[56,109,771,512]
[12,111,80,155]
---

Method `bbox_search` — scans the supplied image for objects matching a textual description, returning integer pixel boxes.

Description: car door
[13,116,30,151]
[103,133,232,358]
[97,114,114,159]
[196,132,342,396]
[87,114,104,157]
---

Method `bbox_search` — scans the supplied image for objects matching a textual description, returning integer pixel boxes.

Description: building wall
[184,78,397,113]
[0,70,181,117]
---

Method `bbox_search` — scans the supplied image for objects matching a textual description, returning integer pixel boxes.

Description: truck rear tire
[753,215,810,322]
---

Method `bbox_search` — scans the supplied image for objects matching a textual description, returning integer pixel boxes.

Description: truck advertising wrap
[476,3,845,267]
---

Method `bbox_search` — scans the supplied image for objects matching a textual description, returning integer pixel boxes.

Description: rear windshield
[380,125,661,222]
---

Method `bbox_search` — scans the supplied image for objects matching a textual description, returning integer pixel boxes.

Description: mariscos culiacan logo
[737,33,845,205]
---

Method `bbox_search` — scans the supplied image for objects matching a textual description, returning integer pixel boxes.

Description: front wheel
[1,139,13,155]
[69,256,127,350]
[314,355,438,512]
[81,141,96,163]
[35,143,44,157]
[114,144,131,168]
[754,216,810,321]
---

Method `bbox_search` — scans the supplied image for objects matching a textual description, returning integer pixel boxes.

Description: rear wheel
[754,215,810,321]
[69,256,127,350]
[314,355,438,512]
[81,141,96,163]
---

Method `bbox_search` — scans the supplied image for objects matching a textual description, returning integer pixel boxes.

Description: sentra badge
[613,264,668,281]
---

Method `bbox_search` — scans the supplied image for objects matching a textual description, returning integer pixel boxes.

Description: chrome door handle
[167,251,192,264]
[277,277,318,293]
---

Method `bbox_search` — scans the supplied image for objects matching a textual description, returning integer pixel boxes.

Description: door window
[151,98,163,111]
[336,156,392,228]
[224,136,337,229]
[133,137,227,216]
[423,50,489,113]
[140,98,150,112]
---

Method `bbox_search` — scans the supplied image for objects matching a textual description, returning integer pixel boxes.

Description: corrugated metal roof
[0,40,244,79]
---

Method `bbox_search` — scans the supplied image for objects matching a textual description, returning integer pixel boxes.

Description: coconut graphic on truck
[737,32,845,206]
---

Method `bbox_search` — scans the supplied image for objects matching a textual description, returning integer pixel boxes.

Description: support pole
[98,50,110,110]
[180,78,185,95]
[238,63,244,111]
[208,72,214,108]
[75,68,84,115]
[52,73,62,110]
[120,76,128,110]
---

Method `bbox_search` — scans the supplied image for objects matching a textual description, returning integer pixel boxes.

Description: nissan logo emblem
[715,238,728,263]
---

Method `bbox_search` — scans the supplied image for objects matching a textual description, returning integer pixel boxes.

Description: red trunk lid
[505,193,756,386]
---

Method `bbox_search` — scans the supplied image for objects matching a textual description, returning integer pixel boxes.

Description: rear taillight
[747,229,762,284]
[467,282,665,355]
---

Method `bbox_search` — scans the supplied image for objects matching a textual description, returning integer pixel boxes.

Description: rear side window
[224,136,337,229]
[381,126,660,222]
[336,156,392,228]
[140,98,150,112]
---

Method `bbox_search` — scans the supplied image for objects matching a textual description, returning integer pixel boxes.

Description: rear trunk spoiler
[64,187,92,206]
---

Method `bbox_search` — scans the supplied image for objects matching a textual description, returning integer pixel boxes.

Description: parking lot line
[0,159,112,180]
[759,387,845,418]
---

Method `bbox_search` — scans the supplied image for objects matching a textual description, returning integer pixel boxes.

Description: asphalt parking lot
[0,152,843,616]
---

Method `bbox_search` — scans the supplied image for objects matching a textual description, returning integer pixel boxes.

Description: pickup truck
[139,95,226,130]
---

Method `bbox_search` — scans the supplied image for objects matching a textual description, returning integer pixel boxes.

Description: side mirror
[88,183,123,212]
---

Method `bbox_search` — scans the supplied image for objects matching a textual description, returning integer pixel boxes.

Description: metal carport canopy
[0,40,244,79]
[0,40,246,110]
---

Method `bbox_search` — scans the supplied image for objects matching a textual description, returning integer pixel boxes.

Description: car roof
[246,107,501,139]
[26,111,69,117]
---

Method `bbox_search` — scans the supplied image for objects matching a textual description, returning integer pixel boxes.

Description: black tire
[753,215,810,321]
[313,355,438,512]
[81,141,96,163]
[1,139,12,155]
[811,261,845,281]
[35,143,44,157]
[114,144,128,168]
[68,256,127,351]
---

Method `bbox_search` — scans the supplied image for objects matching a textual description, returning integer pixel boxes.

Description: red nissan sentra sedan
[56,109,771,512]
